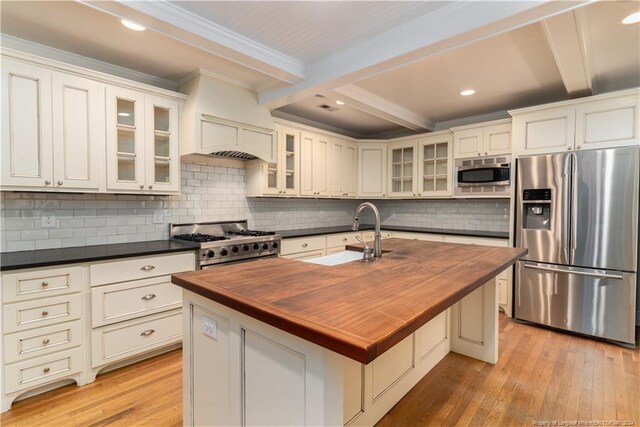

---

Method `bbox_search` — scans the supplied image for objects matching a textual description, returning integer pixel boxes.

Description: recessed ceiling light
[118,112,130,117]
[121,19,146,31]
[335,100,345,105]
[460,89,476,96]
[622,12,640,25]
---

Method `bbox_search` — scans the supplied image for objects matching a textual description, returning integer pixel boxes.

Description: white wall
[0,161,509,252]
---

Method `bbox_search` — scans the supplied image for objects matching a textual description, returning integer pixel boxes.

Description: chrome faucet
[352,202,382,259]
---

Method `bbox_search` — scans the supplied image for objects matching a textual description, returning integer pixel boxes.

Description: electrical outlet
[202,316,218,340]
[41,211,56,228]
[153,210,163,224]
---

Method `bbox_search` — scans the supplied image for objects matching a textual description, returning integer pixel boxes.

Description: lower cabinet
[0,250,195,412]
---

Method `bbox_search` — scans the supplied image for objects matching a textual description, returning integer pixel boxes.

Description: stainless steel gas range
[170,220,281,269]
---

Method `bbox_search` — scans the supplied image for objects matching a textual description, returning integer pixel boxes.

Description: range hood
[179,71,276,163]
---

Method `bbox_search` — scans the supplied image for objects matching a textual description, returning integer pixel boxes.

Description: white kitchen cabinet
[452,119,512,159]
[357,143,387,198]
[1,64,104,191]
[387,140,418,197]
[418,132,453,197]
[246,125,300,196]
[330,137,357,198]
[511,89,639,156]
[300,131,330,197]
[106,87,180,193]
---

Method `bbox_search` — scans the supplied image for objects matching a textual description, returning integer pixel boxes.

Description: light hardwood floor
[2,315,639,426]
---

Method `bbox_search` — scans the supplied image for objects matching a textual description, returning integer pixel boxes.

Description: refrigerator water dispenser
[522,189,552,230]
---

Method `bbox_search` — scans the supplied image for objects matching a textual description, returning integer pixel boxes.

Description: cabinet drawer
[3,294,82,334]
[281,236,325,255]
[90,252,194,286]
[444,235,508,247]
[2,266,82,303]
[92,276,182,327]
[91,310,182,367]
[361,231,393,241]
[281,250,326,261]
[5,347,83,394]
[4,320,82,364]
[326,232,361,249]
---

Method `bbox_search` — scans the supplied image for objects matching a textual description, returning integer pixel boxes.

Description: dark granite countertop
[1,240,196,271]
[276,225,509,240]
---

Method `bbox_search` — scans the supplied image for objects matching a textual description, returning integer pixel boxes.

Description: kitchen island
[172,239,526,426]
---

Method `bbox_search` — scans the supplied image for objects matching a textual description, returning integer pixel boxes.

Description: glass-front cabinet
[106,86,180,193]
[262,125,299,195]
[418,132,453,197]
[387,140,417,197]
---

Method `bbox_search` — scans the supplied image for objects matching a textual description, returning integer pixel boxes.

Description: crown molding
[177,68,253,90]
[434,112,511,131]
[271,111,362,140]
[80,0,304,85]
[0,34,179,91]
[332,85,434,132]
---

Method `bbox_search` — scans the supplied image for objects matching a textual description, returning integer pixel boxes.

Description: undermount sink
[303,251,364,266]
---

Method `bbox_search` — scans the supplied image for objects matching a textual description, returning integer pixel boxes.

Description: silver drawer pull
[140,265,155,271]
[42,311,49,316]
[43,338,50,345]
[342,238,348,242]
[140,329,155,337]
[43,367,50,374]
[301,243,308,248]
[141,293,156,301]
[41,281,49,287]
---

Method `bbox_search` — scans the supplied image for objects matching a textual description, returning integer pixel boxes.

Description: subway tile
[7,241,36,251]
[36,239,62,250]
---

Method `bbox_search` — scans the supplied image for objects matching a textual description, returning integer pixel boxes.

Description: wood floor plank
[2,316,638,427]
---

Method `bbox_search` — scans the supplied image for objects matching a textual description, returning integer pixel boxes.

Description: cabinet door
[51,72,104,191]
[483,122,511,156]
[145,95,180,193]
[388,141,417,197]
[300,132,329,196]
[280,127,300,195]
[453,128,483,159]
[330,138,357,197]
[512,106,575,156]
[418,133,452,197]
[300,132,314,196]
[106,86,146,191]
[1,58,53,188]
[575,94,639,151]
[357,144,387,198]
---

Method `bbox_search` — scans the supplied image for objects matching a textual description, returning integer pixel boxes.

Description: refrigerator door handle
[523,262,624,280]
[562,154,572,264]
[570,152,578,264]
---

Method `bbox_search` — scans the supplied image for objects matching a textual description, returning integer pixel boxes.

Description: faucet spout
[353,202,382,259]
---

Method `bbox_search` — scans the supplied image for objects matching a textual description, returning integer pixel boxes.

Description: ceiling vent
[318,104,338,112]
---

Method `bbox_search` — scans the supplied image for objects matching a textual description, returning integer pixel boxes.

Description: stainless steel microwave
[454,155,511,197]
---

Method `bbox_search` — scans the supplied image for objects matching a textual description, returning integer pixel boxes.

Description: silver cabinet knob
[301,243,308,248]
[57,181,63,186]
[140,265,155,271]
[342,237,348,242]
[140,329,155,337]
[42,311,49,316]
[41,281,49,287]
[141,293,156,301]
[44,180,51,185]
[576,145,581,150]
[43,338,50,345]
[567,147,572,151]
[148,185,153,190]
[484,152,488,156]
[43,367,50,374]
[140,185,145,189]
[477,153,481,156]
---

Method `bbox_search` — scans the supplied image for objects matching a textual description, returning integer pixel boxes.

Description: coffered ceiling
[1,1,638,139]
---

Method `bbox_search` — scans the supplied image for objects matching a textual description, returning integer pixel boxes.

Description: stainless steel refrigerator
[515,147,639,346]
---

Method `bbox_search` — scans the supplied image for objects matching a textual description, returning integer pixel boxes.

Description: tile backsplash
[0,161,509,252]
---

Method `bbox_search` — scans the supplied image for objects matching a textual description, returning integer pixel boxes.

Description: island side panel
[182,289,343,427]
[450,279,499,364]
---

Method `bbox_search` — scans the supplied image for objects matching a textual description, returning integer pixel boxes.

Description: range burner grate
[173,233,228,242]
[230,230,276,237]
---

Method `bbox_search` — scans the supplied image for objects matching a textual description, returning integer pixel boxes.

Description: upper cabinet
[511,90,639,156]
[246,125,300,196]
[330,137,357,198]
[357,143,387,198]
[387,140,417,198]
[452,119,512,159]
[1,58,103,191]
[300,131,330,197]
[105,87,180,193]
[418,131,453,197]
[1,53,185,195]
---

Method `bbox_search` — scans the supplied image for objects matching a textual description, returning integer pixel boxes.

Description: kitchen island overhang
[172,239,527,426]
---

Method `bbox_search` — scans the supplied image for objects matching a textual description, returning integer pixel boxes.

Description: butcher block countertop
[171,239,527,364]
